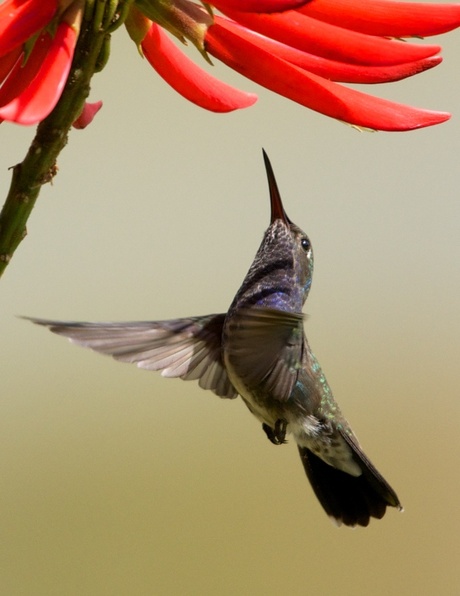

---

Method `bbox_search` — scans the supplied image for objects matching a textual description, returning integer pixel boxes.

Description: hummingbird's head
[228,152,313,314]
[262,150,314,306]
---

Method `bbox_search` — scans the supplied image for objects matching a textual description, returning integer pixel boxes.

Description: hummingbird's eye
[301,238,310,252]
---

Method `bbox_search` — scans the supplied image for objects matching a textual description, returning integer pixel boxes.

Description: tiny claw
[262,419,288,445]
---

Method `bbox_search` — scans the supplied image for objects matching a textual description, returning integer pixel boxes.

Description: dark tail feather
[298,446,402,527]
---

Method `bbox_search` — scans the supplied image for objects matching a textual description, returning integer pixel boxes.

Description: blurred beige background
[1,19,460,596]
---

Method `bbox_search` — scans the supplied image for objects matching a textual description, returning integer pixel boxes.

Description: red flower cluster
[0,0,82,125]
[1,0,460,131]
[206,1,460,130]
[142,0,460,131]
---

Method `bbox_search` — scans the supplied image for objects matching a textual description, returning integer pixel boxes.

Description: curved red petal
[0,0,58,57]
[206,21,450,131]
[218,9,441,66]
[0,22,76,125]
[141,23,257,113]
[0,46,22,83]
[0,32,52,107]
[211,0,310,13]
[217,17,442,83]
[300,0,460,37]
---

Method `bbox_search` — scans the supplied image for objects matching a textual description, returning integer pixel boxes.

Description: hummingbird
[26,150,402,527]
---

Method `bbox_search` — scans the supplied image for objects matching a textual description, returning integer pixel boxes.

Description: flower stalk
[0,1,119,278]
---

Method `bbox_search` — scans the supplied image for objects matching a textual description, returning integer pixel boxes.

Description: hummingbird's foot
[262,419,288,445]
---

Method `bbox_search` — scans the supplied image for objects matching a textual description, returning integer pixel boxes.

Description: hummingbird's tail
[297,442,402,527]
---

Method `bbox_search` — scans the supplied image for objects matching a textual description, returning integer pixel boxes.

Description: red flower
[140,20,257,112]
[0,0,81,125]
[204,15,447,131]
[0,0,58,56]
[1,0,460,131]
[134,0,460,131]
[72,100,103,129]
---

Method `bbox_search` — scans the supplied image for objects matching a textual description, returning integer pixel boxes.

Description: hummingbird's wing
[25,315,238,399]
[225,307,304,402]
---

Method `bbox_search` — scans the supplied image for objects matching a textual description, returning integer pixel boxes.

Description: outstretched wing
[224,307,305,402]
[25,314,238,399]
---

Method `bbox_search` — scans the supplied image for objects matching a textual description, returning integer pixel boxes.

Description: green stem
[0,3,123,279]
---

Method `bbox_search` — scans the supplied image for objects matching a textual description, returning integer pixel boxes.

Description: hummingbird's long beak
[262,149,291,225]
